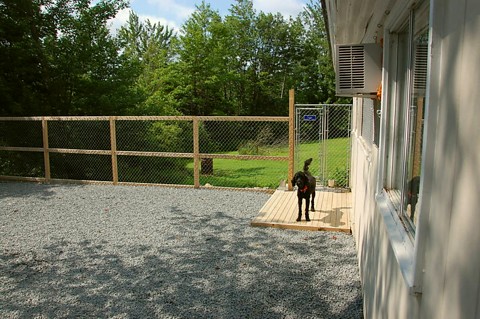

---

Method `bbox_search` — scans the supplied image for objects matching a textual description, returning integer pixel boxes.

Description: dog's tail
[303,158,313,172]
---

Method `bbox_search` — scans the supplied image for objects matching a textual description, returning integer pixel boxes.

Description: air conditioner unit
[413,44,428,96]
[335,43,382,97]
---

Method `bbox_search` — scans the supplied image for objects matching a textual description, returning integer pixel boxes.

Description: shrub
[329,167,349,188]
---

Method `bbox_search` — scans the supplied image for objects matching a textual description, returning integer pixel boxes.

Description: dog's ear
[291,172,299,187]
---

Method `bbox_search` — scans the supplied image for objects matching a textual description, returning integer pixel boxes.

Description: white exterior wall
[350,130,375,315]
[348,0,480,318]
[350,106,422,319]
[420,0,480,317]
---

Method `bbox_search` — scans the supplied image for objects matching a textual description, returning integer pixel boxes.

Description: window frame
[383,3,429,236]
[376,0,432,294]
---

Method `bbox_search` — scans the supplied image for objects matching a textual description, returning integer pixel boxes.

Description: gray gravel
[0,182,363,319]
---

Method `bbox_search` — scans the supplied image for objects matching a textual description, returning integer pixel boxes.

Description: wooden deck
[251,188,352,233]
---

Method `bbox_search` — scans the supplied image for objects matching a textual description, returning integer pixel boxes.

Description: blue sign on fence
[303,115,317,121]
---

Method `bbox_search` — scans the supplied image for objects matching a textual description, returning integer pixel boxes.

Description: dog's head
[292,171,308,192]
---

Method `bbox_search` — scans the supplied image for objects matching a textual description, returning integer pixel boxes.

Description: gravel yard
[0,182,363,319]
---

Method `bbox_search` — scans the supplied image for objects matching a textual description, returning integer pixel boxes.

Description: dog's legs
[305,196,311,222]
[311,191,315,212]
[296,196,303,221]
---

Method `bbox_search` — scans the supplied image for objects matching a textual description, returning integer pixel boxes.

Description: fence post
[42,118,51,182]
[288,89,295,191]
[110,117,118,185]
[193,117,200,188]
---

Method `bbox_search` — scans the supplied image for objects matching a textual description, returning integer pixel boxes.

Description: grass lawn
[187,137,350,189]
[296,138,351,186]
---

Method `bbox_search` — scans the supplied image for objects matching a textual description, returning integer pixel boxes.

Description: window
[362,99,374,145]
[359,98,380,147]
[384,3,429,233]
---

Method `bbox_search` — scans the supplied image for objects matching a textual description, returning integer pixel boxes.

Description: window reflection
[403,15,429,229]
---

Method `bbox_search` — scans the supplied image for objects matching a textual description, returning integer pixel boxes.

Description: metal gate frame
[294,104,353,188]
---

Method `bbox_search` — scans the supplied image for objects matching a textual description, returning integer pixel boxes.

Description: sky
[109,0,307,33]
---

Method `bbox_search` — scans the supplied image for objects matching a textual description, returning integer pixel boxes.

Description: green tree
[297,0,345,104]
[224,0,258,115]
[118,11,178,115]
[43,0,138,115]
[0,0,139,116]
[174,1,227,115]
[0,0,50,115]
[254,13,305,115]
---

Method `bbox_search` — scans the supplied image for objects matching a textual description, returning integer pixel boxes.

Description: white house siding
[344,0,480,318]
[351,105,422,319]
[420,0,480,318]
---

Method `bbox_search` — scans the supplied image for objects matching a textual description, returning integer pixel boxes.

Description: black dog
[407,176,420,222]
[291,158,316,222]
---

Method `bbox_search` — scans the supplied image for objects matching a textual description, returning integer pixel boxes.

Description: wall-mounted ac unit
[413,44,428,96]
[335,43,382,97]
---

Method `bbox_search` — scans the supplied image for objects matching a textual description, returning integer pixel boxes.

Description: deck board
[251,188,352,233]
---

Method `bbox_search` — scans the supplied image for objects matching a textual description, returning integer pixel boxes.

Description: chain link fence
[0,119,45,178]
[0,116,289,191]
[198,118,289,189]
[295,104,352,188]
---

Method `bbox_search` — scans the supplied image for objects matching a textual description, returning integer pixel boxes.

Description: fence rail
[0,115,292,192]
[0,91,352,192]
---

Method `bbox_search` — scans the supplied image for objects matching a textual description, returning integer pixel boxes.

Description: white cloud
[108,7,131,33]
[138,13,179,30]
[107,8,179,35]
[106,0,308,35]
[253,0,305,18]
[146,0,195,21]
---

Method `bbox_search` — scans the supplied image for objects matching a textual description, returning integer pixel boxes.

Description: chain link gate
[295,104,353,188]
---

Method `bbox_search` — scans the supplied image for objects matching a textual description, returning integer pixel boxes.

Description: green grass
[296,138,351,183]
[187,137,350,189]
[199,159,288,189]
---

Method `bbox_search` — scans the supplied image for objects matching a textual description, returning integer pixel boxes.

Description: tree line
[0,0,347,117]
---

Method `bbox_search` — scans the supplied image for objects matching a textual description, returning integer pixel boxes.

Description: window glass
[373,100,381,146]
[403,17,429,228]
[393,28,410,191]
[355,98,363,133]
[385,3,429,232]
[362,99,374,146]
[361,98,381,147]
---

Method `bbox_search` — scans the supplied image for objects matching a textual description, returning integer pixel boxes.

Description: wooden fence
[0,91,297,191]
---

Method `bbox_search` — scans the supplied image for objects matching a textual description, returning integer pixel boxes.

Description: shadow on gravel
[1,242,362,317]
[0,189,363,319]
[0,182,80,200]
